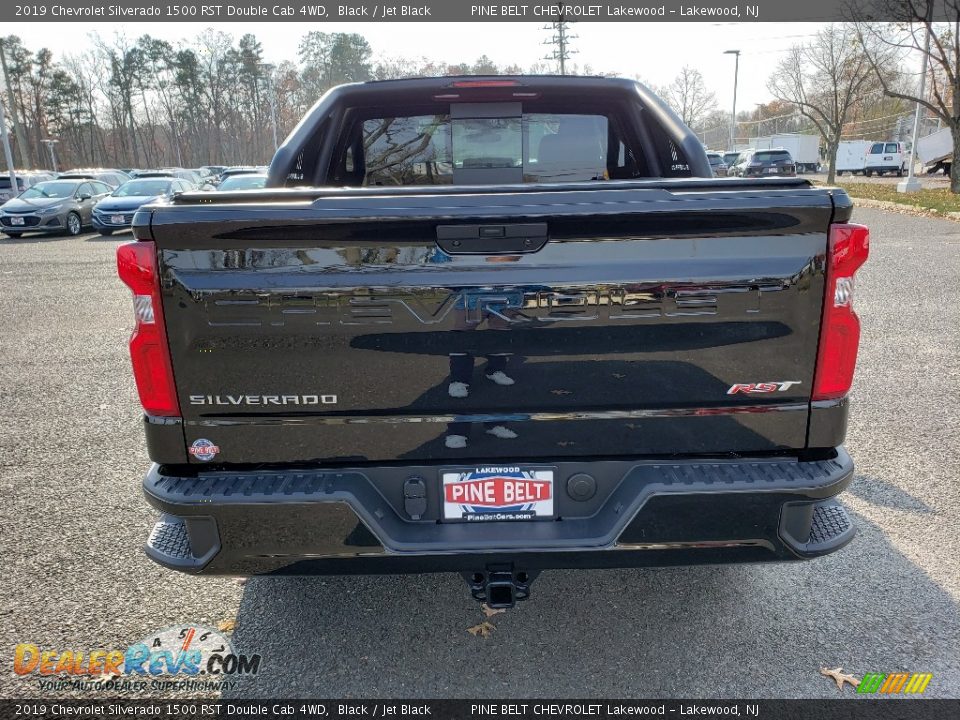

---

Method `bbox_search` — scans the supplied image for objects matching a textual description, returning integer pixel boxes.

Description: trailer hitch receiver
[462,564,539,608]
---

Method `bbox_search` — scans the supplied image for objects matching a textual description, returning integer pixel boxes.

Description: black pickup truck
[118,76,869,607]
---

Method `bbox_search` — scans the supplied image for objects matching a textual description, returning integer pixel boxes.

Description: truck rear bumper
[142,449,856,575]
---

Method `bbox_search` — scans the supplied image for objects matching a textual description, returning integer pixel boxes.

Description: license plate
[11,216,24,225]
[884,156,893,161]
[765,167,777,174]
[442,466,554,522]
[111,215,126,224]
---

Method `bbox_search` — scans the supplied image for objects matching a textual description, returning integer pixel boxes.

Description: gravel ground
[1,206,958,699]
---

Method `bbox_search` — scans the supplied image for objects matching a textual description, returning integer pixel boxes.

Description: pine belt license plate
[111,215,126,224]
[11,216,25,225]
[442,466,554,522]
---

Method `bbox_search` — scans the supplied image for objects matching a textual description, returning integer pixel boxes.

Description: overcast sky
[11,21,829,123]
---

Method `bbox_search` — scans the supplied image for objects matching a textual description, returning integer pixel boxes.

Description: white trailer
[916,127,953,174]
[835,140,871,175]
[748,134,821,173]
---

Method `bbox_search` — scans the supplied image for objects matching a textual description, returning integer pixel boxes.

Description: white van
[864,141,907,176]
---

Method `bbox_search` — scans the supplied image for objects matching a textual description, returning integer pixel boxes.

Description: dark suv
[732,149,796,178]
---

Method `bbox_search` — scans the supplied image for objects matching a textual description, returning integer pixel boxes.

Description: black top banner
[3,700,960,720]
[3,0,957,23]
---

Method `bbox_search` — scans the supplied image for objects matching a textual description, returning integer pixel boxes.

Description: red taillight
[813,223,870,401]
[116,241,180,417]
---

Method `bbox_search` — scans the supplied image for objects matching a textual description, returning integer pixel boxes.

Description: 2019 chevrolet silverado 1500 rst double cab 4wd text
[118,76,868,607]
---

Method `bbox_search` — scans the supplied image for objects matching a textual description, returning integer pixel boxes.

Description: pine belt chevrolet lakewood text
[118,76,869,607]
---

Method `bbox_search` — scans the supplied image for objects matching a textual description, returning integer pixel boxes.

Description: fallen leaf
[235,577,248,586]
[467,621,496,638]
[551,389,572,395]
[218,619,237,633]
[481,604,505,618]
[820,666,860,691]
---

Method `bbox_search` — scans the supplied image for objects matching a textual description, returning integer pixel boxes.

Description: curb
[851,196,960,222]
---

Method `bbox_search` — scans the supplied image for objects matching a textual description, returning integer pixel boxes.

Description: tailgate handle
[436,223,548,254]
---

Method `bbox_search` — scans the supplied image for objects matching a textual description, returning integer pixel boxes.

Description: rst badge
[442,467,554,522]
[727,381,802,394]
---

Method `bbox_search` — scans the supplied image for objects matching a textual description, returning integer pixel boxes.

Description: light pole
[898,22,931,193]
[0,37,30,170]
[268,74,279,152]
[258,63,280,154]
[0,93,17,192]
[41,138,59,172]
[724,50,740,150]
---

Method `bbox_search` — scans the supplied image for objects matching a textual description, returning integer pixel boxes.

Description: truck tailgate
[147,180,841,464]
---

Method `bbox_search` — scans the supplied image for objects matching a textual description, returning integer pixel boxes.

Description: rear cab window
[326,97,671,187]
[351,111,630,186]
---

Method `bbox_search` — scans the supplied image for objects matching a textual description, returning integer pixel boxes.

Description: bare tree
[662,66,718,129]
[857,0,960,191]
[768,24,883,184]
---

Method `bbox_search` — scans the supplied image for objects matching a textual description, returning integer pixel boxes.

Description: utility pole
[898,17,932,193]
[0,92,17,192]
[724,50,740,150]
[542,5,577,75]
[0,37,30,169]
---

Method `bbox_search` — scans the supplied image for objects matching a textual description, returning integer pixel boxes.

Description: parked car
[747,134,820,174]
[210,166,268,186]
[121,76,868,609]
[215,173,268,191]
[199,165,227,179]
[730,148,796,177]
[161,167,202,184]
[723,151,741,167]
[131,169,199,186]
[93,177,195,235]
[706,152,728,177]
[864,141,907,176]
[0,172,55,203]
[58,168,131,188]
[0,178,112,237]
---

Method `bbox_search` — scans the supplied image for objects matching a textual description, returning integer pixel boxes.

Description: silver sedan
[0,179,113,238]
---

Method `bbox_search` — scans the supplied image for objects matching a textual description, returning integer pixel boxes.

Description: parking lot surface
[1,207,958,698]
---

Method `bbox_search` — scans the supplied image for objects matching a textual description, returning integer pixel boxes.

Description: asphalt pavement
[1,207,958,699]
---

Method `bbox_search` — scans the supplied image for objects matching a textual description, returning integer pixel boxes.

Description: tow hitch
[461,564,539,608]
